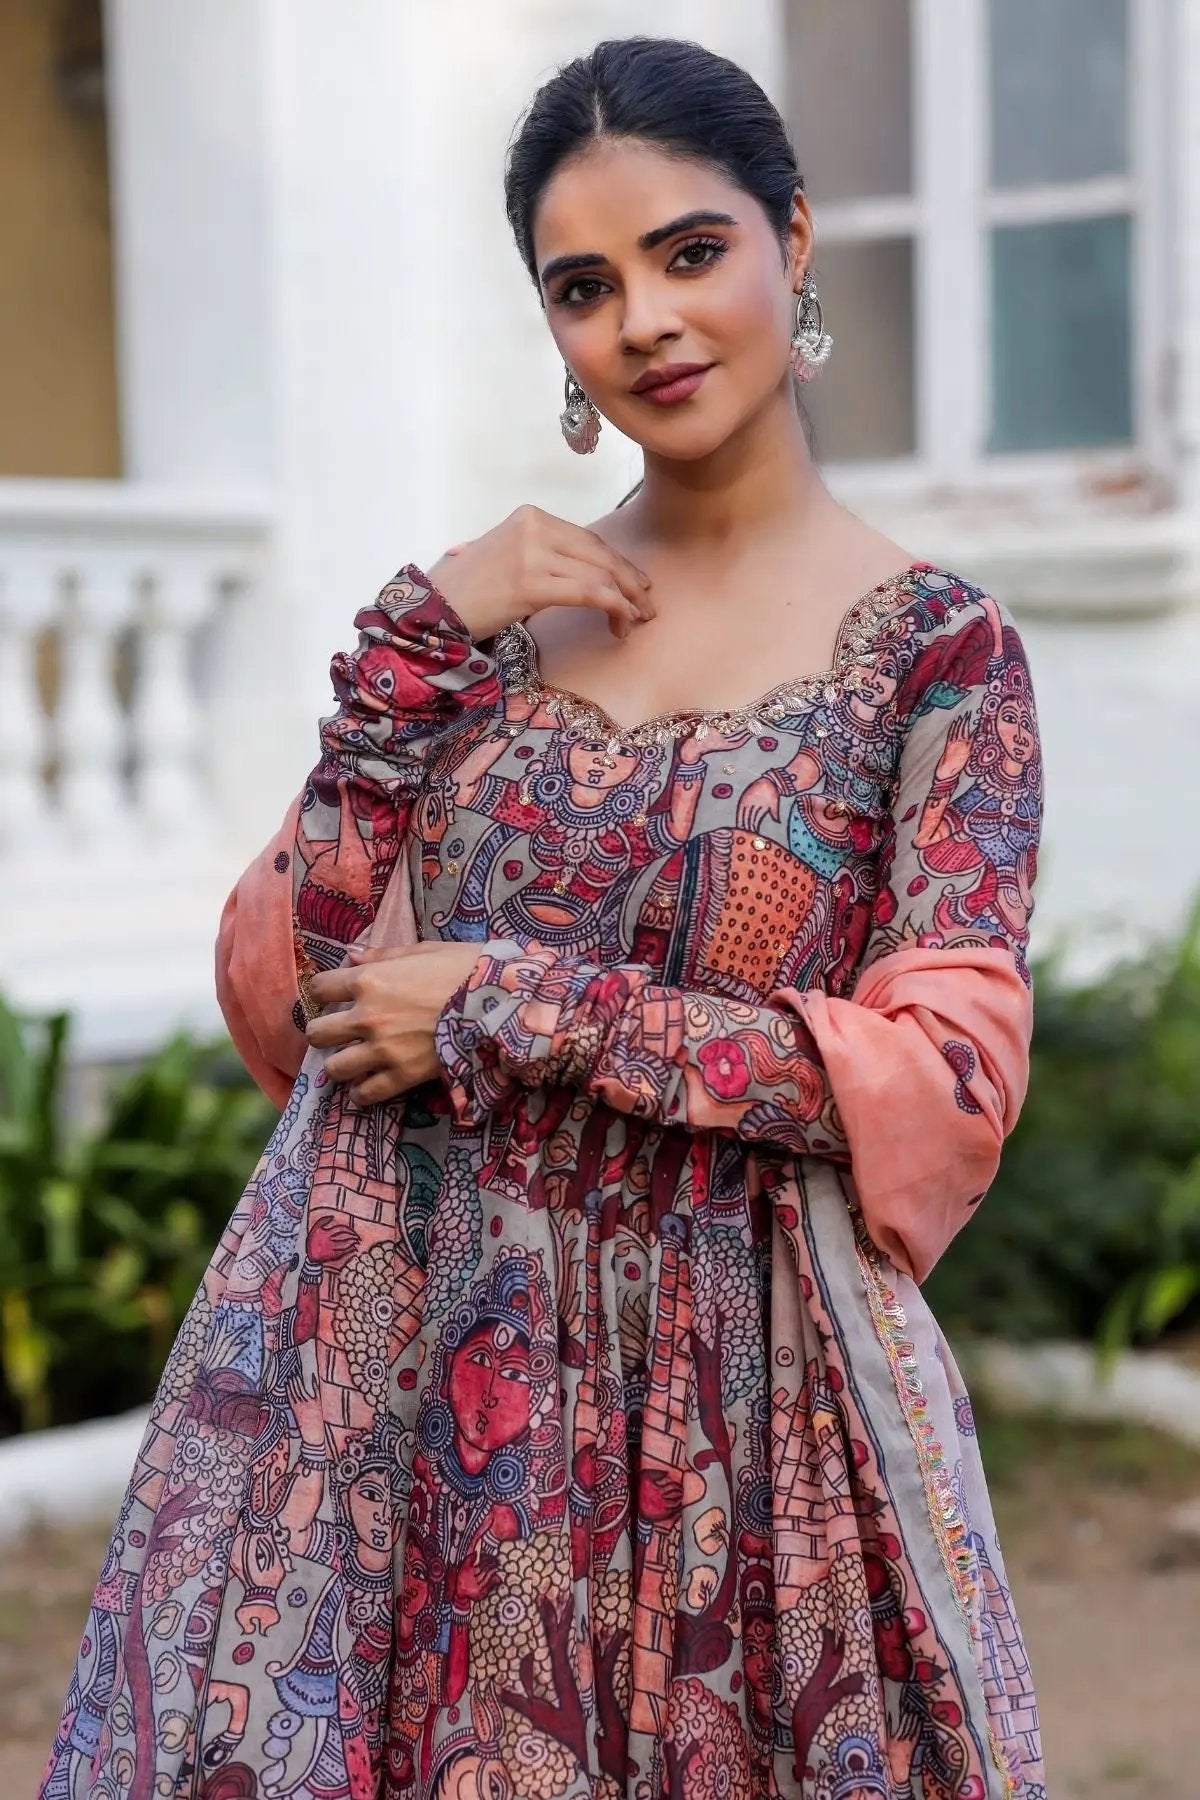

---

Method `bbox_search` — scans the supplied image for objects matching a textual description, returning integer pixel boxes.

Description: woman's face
[531,139,811,462]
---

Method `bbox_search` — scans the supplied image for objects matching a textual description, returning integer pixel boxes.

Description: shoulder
[884,563,1017,641]
[875,565,1031,723]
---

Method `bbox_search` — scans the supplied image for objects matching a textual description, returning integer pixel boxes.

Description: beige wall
[0,0,119,476]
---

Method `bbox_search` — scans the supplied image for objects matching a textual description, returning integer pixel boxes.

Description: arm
[215,564,498,1099]
[435,592,1042,1280]
[435,944,845,1155]
[292,563,500,973]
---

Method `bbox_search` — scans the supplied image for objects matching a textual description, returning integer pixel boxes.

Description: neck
[625,385,835,554]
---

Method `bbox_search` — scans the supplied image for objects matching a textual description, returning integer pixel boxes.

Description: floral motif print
[42,563,1046,1799]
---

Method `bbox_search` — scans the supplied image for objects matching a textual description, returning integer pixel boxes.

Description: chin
[629,419,737,463]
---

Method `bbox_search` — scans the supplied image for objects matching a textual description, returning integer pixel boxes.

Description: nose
[618,278,683,357]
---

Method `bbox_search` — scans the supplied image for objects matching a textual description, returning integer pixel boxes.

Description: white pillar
[1173,0,1200,511]
[102,0,276,488]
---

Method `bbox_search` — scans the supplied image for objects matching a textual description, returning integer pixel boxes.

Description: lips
[630,361,713,395]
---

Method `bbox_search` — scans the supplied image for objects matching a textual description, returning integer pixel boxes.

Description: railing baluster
[0,557,61,853]
[56,559,138,847]
[132,560,212,843]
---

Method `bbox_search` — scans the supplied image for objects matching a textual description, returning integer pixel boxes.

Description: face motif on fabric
[347,1468,392,1555]
[448,1321,532,1454]
[566,737,642,793]
[414,1248,566,1525]
[994,695,1037,770]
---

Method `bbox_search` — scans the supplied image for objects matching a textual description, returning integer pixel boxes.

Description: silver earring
[560,367,601,454]
[790,271,832,382]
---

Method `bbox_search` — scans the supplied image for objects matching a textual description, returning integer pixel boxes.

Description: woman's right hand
[426,504,655,642]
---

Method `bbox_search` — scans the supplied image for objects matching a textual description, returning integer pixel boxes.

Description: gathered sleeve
[434,590,1043,1282]
[215,564,498,1101]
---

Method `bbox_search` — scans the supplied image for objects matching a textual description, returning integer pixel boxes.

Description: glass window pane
[788,0,912,202]
[989,214,1132,453]
[989,0,1129,187]
[805,239,915,462]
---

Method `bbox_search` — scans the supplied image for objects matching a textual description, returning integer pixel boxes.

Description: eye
[668,235,729,273]
[556,274,611,309]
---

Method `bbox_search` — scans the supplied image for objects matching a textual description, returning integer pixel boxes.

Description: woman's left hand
[304,941,485,1104]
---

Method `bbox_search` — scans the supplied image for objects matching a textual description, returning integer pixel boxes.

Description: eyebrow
[538,210,739,287]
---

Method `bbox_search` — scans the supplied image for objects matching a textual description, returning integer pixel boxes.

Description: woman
[43,36,1046,1800]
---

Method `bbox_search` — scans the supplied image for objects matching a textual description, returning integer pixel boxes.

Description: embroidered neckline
[494,561,924,750]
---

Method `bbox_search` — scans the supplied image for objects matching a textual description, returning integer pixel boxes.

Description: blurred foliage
[1,896,1199,1437]
[0,991,276,1436]
[926,896,1200,1355]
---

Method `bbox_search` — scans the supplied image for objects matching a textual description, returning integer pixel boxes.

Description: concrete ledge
[964,1338,1200,1451]
[0,1407,148,1544]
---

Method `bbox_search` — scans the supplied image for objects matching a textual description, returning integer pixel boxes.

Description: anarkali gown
[41,560,1047,1800]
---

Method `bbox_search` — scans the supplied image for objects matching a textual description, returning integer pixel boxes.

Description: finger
[549,525,654,616]
[544,568,639,640]
[595,541,656,615]
[346,944,412,963]
[305,1010,366,1049]
[348,1072,408,1105]
[571,526,654,599]
[322,1042,385,1083]
[577,542,656,619]
[306,967,360,1006]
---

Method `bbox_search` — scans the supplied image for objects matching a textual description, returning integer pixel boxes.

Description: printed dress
[42,561,1047,1800]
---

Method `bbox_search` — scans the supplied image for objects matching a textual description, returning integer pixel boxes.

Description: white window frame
[806,0,1170,501]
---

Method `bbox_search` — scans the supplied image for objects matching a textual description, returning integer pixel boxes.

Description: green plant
[925,896,1200,1353]
[0,991,277,1435]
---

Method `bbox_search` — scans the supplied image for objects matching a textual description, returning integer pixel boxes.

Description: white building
[1,0,1197,1060]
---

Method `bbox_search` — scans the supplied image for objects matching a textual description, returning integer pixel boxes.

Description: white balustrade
[0,483,272,859]
[0,481,279,1059]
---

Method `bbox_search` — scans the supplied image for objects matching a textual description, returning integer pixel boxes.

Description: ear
[784,187,816,291]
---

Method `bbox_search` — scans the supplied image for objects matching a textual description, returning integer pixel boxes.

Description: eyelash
[554,235,729,308]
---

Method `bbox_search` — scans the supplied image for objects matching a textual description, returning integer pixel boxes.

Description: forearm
[294,563,499,965]
[434,937,1033,1287]
[434,942,848,1156]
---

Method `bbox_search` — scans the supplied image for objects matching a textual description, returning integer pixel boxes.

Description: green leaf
[0,1289,53,1431]
[1138,1264,1200,1339]
[95,1244,148,1305]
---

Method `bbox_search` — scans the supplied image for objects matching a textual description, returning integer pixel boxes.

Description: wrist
[423,558,490,641]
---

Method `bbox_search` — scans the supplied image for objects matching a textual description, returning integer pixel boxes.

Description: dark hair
[504,36,804,290]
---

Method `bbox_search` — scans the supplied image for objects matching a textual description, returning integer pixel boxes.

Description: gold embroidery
[494,566,918,750]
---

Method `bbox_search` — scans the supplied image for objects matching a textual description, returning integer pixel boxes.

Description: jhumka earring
[790,270,833,382]
[560,366,602,454]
